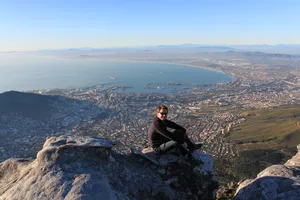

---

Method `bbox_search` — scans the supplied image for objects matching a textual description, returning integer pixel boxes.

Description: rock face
[132,146,217,199]
[234,144,300,200]
[0,136,216,200]
[134,147,214,176]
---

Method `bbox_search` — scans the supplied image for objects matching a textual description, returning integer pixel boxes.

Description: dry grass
[217,105,300,184]
[230,105,300,150]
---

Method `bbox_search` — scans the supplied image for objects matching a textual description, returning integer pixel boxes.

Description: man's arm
[164,120,186,133]
[153,120,179,141]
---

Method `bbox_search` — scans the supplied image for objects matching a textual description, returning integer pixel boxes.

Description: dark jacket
[148,116,186,148]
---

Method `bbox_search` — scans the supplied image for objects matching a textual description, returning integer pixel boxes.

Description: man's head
[156,104,168,121]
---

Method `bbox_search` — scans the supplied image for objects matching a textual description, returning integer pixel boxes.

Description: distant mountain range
[2,44,300,55]
[38,44,300,54]
[243,51,300,58]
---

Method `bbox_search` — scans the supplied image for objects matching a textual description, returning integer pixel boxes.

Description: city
[1,51,299,164]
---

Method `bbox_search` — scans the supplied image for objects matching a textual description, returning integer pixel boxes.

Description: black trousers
[153,130,193,155]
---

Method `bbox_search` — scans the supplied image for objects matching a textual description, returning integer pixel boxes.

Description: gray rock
[235,176,300,200]
[37,136,115,169]
[0,137,177,200]
[192,151,216,180]
[0,136,215,200]
[157,168,166,175]
[130,147,160,165]
[234,145,300,200]
[131,147,178,166]
[64,173,116,200]
[158,154,178,166]
[285,144,300,167]
[164,177,178,185]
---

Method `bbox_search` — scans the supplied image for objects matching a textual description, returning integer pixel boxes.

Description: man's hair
[156,104,168,112]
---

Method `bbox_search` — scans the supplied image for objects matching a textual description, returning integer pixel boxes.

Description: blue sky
[1,0,300,51]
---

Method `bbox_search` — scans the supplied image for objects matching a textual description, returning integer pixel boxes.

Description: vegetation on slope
[216,104,300,186]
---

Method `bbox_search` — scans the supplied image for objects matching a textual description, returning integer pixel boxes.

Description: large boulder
[0,136,217,200]
[36,136,115,169]
[234,145,300,200]
[0,136,216,200]
[0,136,176,200]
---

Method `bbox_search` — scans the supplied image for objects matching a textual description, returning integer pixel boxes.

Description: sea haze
[0,54,232,94]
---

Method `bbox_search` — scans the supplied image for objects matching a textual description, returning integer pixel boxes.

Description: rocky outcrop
[132,146,217,199]
[133,147,215,177]
[234,144,300,200]
[0,136,216,200]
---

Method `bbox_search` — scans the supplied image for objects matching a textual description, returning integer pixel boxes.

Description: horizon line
[1,43,300,53]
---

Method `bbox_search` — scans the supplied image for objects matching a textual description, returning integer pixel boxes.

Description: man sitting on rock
[148,104,202,159]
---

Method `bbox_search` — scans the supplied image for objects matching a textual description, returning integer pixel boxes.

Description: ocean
[0,54,232,94]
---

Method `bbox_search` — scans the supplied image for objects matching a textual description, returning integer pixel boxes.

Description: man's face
[156,108,168,121]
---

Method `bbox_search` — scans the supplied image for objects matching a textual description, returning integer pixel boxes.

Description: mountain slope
[0,91,60,119]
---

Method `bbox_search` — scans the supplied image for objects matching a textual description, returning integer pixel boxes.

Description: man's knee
[153,147,161,154]
[156,141,178,154]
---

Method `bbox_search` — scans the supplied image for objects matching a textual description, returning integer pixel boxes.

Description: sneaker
[187,145,195,153]
[194,142,203,150]
[188,142,203,153]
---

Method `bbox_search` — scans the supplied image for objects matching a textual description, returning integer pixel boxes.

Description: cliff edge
[0,136,216,200]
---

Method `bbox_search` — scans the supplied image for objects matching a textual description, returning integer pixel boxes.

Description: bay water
[0,54,232,94]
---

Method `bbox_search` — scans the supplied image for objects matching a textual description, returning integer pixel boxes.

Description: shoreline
[93,58,236,82]
[96,59,225,74]
[46,55,234,78]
